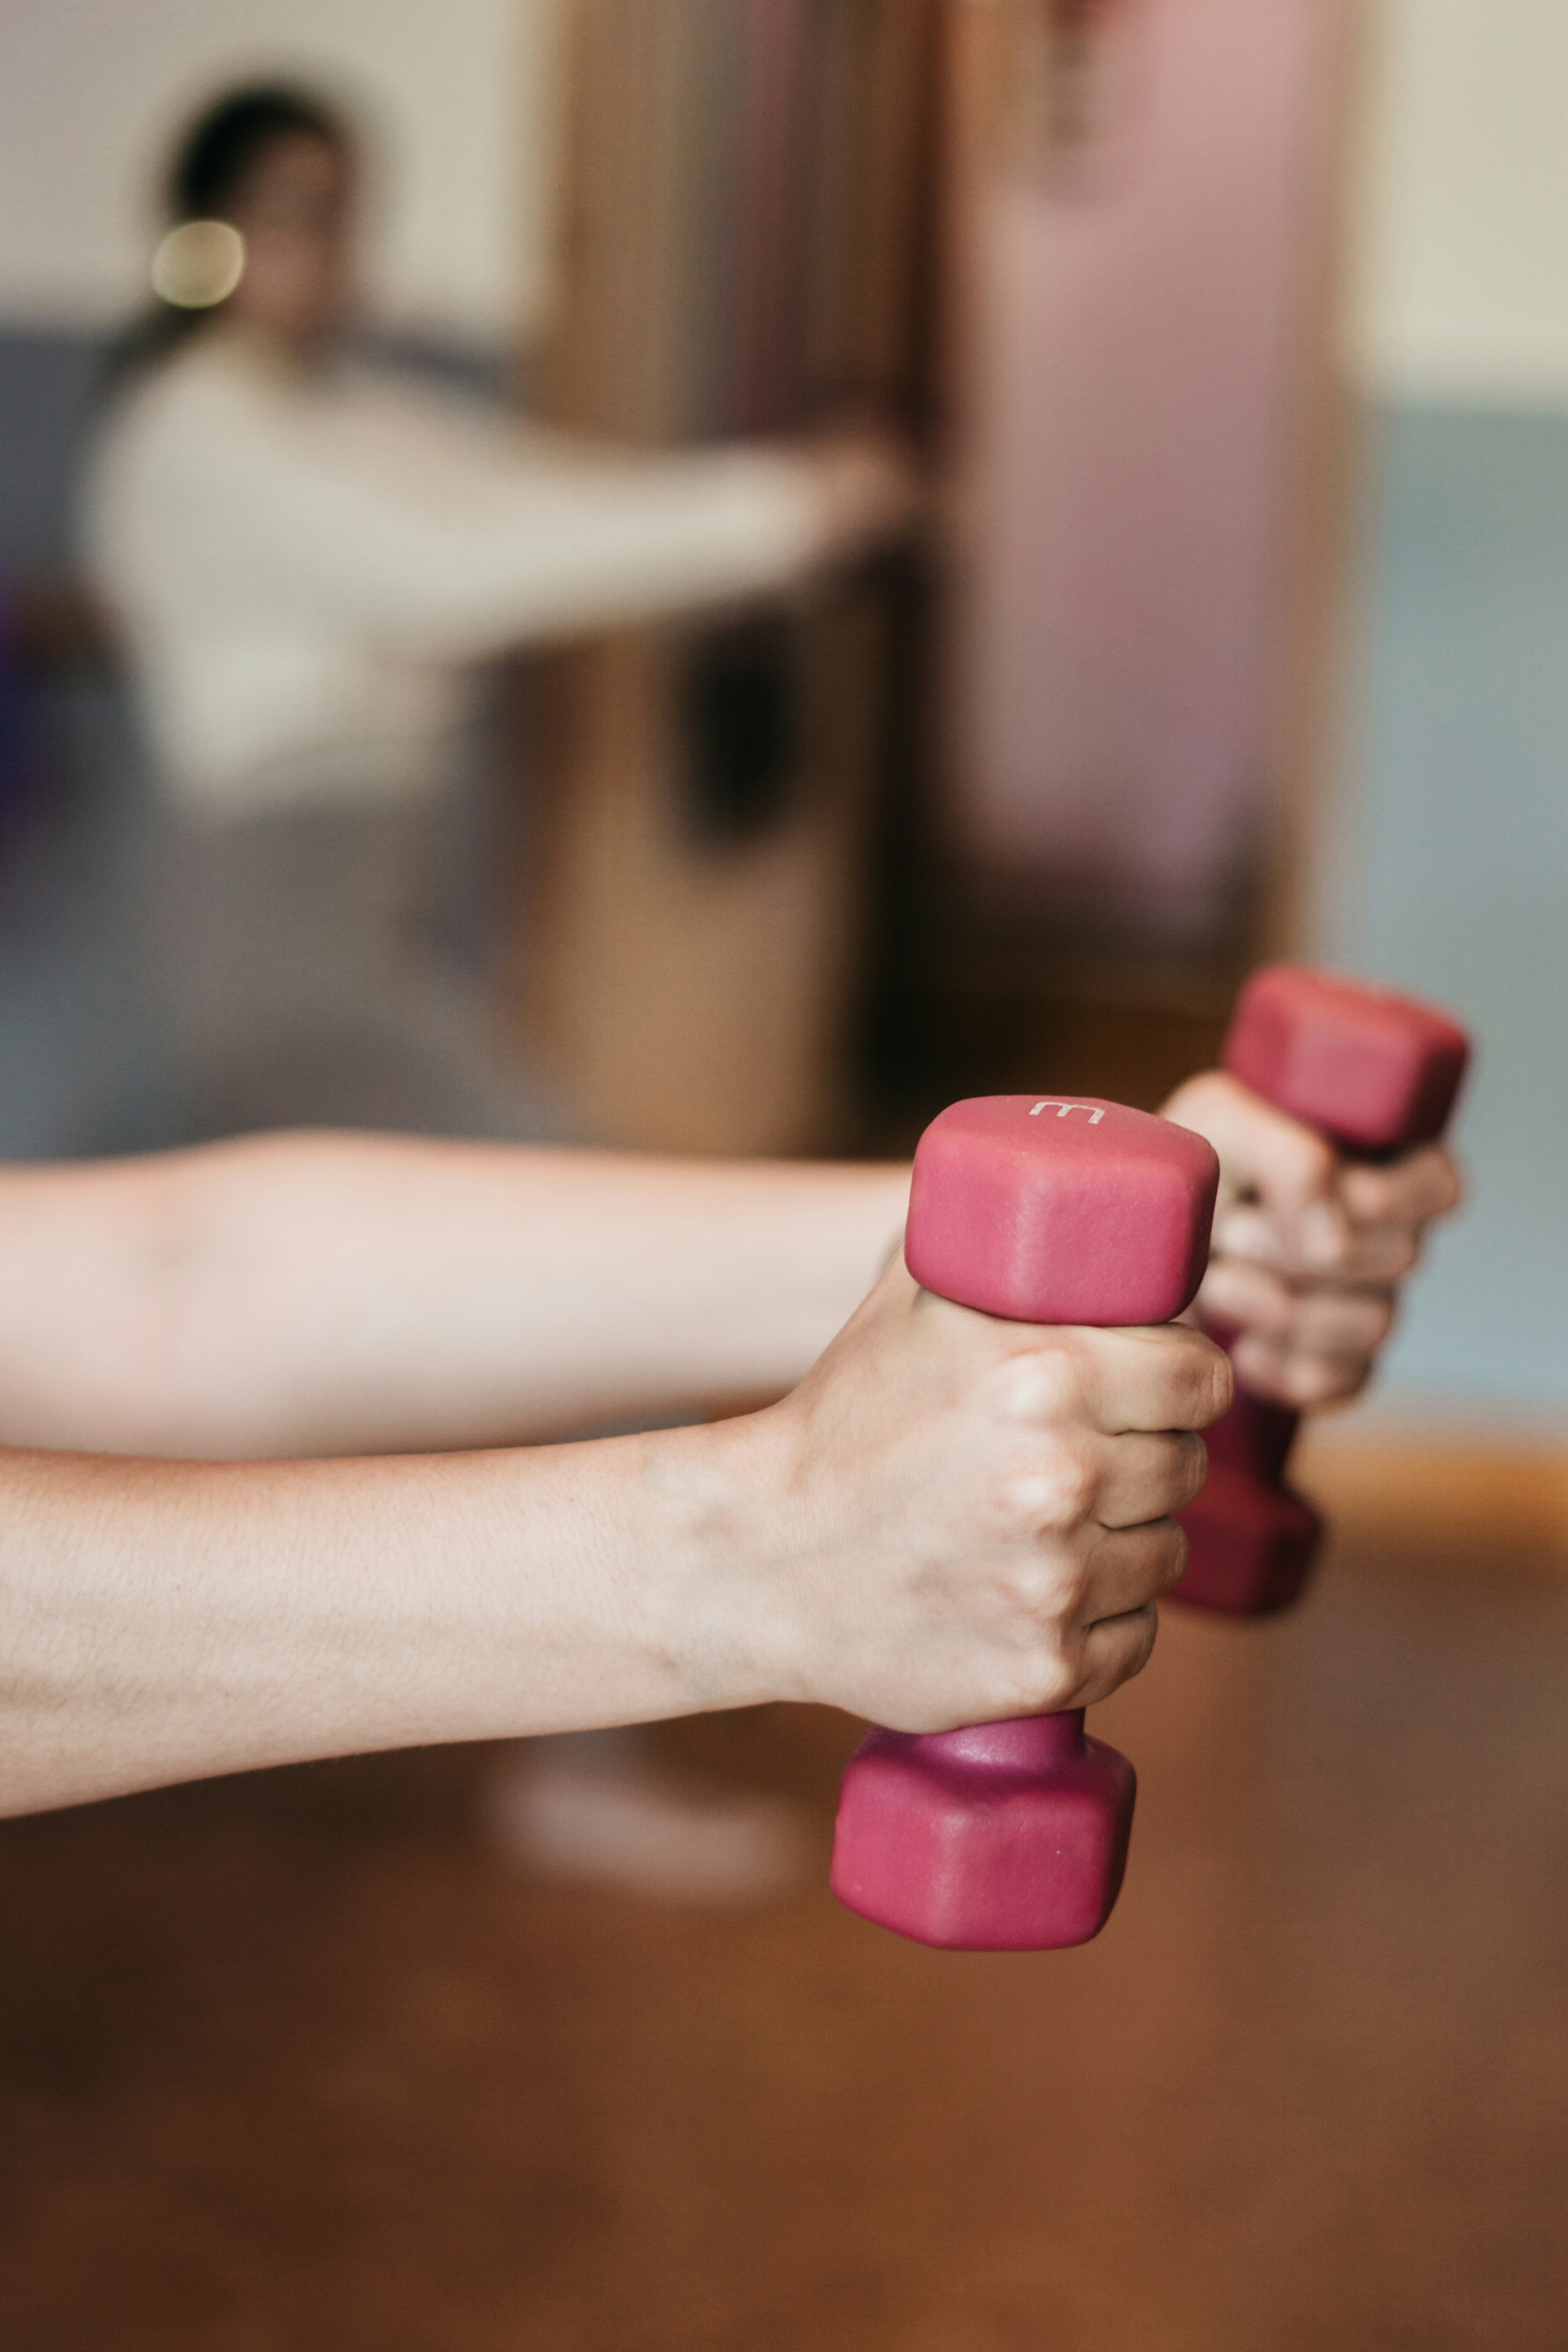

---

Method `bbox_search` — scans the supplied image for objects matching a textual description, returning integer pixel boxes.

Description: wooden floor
[4,1507,1567,2351]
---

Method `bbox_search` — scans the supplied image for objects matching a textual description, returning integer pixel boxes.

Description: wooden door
[516,0,937,1156]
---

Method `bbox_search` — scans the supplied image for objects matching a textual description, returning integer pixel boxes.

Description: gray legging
[124,793,568,1151]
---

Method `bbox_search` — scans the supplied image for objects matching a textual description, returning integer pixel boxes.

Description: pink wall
[952,0,1340,934]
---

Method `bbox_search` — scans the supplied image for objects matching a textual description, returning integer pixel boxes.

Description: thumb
[1163,1071,1346,1272]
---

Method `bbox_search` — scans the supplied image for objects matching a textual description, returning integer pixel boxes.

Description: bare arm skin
[0,1136,912,1458]
[0,1257,1228,1817]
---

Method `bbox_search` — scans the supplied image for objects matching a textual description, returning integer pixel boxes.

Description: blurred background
[0,4,1564,2347]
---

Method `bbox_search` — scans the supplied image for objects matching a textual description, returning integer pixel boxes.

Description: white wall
[1347,0,1568,406]
[0,0,560,344]
[5,0,1566,396]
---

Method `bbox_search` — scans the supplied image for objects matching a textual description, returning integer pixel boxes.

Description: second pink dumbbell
[1171,963,1470,1616]
[830,1095,1219,1951]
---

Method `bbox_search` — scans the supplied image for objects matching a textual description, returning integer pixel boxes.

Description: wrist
[632,1404,811,1722]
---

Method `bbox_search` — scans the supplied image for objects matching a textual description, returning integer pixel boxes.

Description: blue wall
[1327,406,1568,1418]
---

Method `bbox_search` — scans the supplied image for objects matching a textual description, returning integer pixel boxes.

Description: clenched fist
[1162,1070,1463,1410]
[692,1255,1232,1735]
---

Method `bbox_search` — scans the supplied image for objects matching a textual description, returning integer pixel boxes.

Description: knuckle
[989,1342,1087,1425]
[1049,1335,1097,1416]
[1018,1436,1100,1530]
[987,1433,1101,1540]
[1159,1072,1219,1129]
[1245,1284,1298,1345]
[996,1553,1058,1620]
[1211,1204,1281,1267]
[996,1532,1091,1630]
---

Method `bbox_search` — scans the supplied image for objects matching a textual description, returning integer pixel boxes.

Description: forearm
[228,431,828,657]
[1,1261,1229,1820]
[0,1419,777,1818]
[434,450,824,650]
[0,1137,909,1458]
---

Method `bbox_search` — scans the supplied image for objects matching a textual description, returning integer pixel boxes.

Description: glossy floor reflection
[4,1532,1566,2351]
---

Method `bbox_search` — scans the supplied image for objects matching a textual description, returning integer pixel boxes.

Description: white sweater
[86,330,826,818]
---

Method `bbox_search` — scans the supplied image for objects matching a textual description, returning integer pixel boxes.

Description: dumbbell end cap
[1224,964,1470,1154]
[906,1096,1219,1326]
[831,1712,1136,1949]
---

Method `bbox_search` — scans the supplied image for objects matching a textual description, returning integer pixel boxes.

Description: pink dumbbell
[1171,964,1471,1617]
[830,1095,1220,1951]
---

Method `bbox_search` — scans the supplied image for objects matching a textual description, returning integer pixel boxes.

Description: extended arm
[97,361,916,664]
[1,1246,1227,1817]
[0,1135,911,1459]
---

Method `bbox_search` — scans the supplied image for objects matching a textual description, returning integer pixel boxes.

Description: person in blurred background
[81,82,916,1901]
[87,83,913,1147]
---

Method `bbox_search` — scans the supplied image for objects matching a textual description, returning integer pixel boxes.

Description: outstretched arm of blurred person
[0,1140,1229,1816]
[92,347,919,669]
[1161,1072,1463,1410]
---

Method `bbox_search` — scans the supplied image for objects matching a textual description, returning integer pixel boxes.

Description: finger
[1340,1142,1463,1229]
[1308,1221,1423,1285]
[1069,1602,1162,1710]
[1228,1330,1376,1410]
[1073,1515,1192,1620]
[1199,1256,1396,1356]
[1212,1202,1423,1286]
[1092,1428,1210,1529]
[1197,1254,1298,1335]
[1284,1288,1396,1362]
[1208,1201,1301,1270]
[1162,1072,1345,1263]
[1016,1323,1232,1437]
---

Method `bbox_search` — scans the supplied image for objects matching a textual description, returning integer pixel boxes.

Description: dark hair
[169,84,348,219]
[98,83,352,399]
